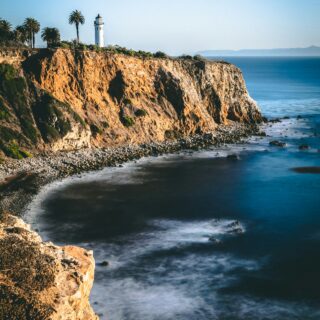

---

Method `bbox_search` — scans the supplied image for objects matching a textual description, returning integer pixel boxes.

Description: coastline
[0,122,264,217]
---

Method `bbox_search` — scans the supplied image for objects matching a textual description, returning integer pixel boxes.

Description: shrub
[123,98,132,105]
[0,126,23,142]
[90,124,102,137]
[137,50,153,58]
[76,43,87,50]
[135,108,148,117]
[121,116,135,127]
[154,51,168,58]
[59,41,72,49]
[101,121,109,128]
[102,45,156,59]
[32,93,77,142]
[0,64,38,143]
[178,55,193,60]
[0,99,9,120]
[88,44,101,52]
[0,110,6,120]
[19,149,33,158]
[193,54,205,61]
[0,141,32,159]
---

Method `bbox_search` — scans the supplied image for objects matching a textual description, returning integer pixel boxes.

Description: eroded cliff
[0,48,262,158]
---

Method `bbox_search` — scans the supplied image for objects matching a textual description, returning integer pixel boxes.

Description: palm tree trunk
[76,23,79,44]
[32,32,35,48]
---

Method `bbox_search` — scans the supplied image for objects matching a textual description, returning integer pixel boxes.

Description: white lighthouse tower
[94,14,104,47]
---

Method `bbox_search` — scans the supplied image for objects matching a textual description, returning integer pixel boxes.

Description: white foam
[83,218,254,320]
[85,218,246,272]
[92,279,203,320]
[90,249,259,320]
[234,296,320,320]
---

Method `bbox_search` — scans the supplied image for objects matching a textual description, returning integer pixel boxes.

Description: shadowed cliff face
[0,49,262,158]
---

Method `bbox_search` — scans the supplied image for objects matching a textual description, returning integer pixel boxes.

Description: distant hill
[198,46,320,57]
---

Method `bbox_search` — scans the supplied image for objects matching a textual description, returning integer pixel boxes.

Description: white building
[94,14,104,47]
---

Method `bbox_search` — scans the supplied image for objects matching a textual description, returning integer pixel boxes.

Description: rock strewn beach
[0,122,264,216]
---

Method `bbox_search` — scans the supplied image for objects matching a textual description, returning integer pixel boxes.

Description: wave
[89,219,257,320]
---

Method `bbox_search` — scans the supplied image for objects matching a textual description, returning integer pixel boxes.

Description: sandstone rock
[227,154,240,160]
[0,48,262,158]
[0,214,98,320]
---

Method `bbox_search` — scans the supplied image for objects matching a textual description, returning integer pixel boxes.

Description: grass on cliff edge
[37,42,211,61]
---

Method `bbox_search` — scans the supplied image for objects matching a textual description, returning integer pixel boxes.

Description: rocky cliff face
[0,48,262,159]
[0,213,98,320]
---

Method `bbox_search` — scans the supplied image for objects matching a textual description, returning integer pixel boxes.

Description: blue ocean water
[26,58,320,320]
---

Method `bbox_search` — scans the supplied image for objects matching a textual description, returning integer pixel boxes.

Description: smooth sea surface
[26,57,320,320]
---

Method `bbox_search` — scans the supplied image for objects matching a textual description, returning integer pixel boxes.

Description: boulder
[299,144,310,150]
[269,140,287,147]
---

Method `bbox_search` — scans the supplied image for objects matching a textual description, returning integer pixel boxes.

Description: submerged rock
[208,236,222,244]
[299,144,310,150]
[226,220,245,234]
[227,154,240,160]
[98,261,109,267]
[269,118,281,123]
[269,140,287,147]
[291,167,320,174]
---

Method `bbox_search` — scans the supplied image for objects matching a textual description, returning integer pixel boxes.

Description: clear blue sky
[1,0,320,54]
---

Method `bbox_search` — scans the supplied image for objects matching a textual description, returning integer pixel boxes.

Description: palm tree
[41,27,60,48]
[23,18,40,48]
[0,19,12,41]
[14,25,28,44]
[69,10,85,44]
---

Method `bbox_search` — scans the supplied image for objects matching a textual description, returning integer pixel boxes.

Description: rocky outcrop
[0,48,35,67]
[0,213,98,320]
[0,48,263,159]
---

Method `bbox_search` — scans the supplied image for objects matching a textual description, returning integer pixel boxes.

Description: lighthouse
[94,14,104,47]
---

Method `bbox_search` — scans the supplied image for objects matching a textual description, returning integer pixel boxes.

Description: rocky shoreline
[0,122,264,216]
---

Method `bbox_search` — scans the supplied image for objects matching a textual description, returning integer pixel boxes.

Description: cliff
[0,48,263,319]
[0,213,98,319]
[0,48,262,159]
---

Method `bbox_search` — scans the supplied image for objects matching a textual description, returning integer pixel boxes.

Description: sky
[1,0,320,55]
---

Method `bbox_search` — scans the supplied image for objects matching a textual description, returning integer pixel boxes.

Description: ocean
[26,57,320,320]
